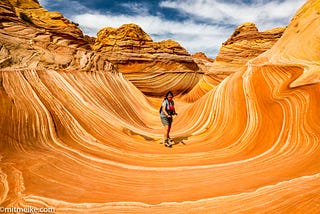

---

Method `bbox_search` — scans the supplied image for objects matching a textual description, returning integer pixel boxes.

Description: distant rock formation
[0,0,204,97]
[190,52,214,78]
[192,52,214,62]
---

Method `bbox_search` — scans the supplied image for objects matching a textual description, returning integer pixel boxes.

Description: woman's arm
[172,101,177,115]
[162,106,171,117]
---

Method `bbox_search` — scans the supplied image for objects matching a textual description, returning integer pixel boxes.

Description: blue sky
[39,0,306,58]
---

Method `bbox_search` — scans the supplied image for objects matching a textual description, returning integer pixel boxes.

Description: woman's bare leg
[167,124,171,140]
[164,125,169,140]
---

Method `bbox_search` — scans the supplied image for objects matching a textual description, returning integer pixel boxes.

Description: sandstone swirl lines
[1,0,320,213]
[1,62,320,212]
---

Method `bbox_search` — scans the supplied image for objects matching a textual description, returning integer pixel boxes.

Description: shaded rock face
[1,0,320,213]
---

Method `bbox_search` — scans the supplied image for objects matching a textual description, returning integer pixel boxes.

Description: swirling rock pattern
[1,0,320,213]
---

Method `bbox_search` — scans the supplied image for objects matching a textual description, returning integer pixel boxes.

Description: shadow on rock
[171,136,189,145]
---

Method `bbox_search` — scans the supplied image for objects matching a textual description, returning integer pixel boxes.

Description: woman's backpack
[159,98,167,113]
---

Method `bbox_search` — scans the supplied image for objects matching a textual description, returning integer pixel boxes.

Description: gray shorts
[160,116,173,126]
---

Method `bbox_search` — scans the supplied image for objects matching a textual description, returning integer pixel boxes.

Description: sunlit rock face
[1,0,320,213]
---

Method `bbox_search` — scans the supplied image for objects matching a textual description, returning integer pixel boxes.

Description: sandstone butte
[0,0,320,213]
[93,23,204,97]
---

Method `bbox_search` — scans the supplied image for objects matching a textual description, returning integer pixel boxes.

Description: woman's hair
[165,91,174,98]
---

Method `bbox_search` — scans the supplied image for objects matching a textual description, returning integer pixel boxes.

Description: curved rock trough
[0,0,320,213]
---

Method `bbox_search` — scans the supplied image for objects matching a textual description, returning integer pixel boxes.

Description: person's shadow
[170,136,189,146]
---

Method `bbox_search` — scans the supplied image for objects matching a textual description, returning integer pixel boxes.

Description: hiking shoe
[164,139,172,147]
[165,143,172,148]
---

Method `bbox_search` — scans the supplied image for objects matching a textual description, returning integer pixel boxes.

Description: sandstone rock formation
[7,0,83,37]
[1,0,320,213]
[93,23,202,97]
[93,23,188,55]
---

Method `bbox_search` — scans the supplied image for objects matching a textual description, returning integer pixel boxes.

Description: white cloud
[119,2,150,15]
[159,0,306,30]
[60,0,306,58]
[39,0,94,15]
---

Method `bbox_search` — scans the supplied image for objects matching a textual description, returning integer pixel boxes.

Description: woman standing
[160,91,177,147]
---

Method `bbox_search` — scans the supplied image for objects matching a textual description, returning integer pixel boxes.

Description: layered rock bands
[1,0,320,213]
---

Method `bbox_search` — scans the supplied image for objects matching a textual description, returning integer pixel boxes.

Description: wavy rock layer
[1,0,320,213]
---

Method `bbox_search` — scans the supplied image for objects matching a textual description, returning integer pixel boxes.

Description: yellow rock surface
[0,0,320,213]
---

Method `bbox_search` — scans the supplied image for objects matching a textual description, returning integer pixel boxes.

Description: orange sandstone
[0,0,320,213]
